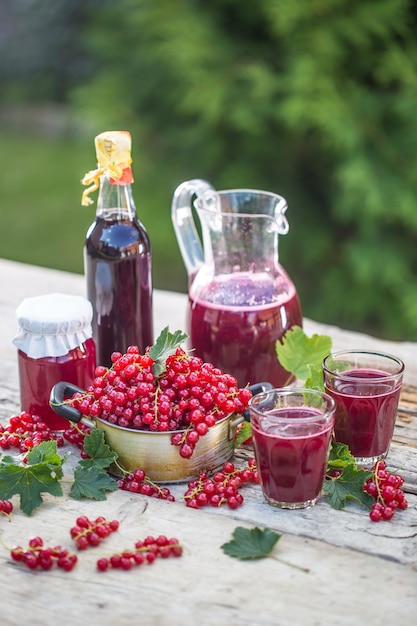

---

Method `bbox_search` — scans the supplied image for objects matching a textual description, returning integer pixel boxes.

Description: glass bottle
[82,131,153,367]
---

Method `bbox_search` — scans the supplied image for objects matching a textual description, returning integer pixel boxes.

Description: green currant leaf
[304,363,325,392]
[0,441,65,515]
[70,465,119,500]
[0,455,18,465]
[149,326,188,377]
[323,464,374,510]
[71,430,119,501]
[26,439,68,479]
[233,422,252,448]
[276,326,332,382]
[0,465,64,516]
[327,441,357,470]
[82,429,118,469]
[221,526,281,560]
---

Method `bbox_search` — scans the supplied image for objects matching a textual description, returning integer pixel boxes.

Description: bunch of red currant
[70,515,120,549]
[364,460,408,522]
[69,346,252,459]
[184,458,258,510]
[10,537,78,571]
[63,421,91,451]
[0,411,65,453]
[96,534,182,572]
[7,518,182,575]
[118,468,175,501]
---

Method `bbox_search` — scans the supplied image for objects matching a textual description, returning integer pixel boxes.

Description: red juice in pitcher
[188,271,302,388]
[251,407,333,506]
[324,368,402,459]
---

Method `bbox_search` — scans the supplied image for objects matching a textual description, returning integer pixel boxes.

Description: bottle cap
[81,130,134,206]
[12,293,94,358]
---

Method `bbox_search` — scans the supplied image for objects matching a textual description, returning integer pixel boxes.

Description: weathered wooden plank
[163,443,417,567]
[1,258,417,625]
[0,486,416,626]
[396,385,417,448]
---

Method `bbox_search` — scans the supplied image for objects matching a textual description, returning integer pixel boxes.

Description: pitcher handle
[171,179,215,277]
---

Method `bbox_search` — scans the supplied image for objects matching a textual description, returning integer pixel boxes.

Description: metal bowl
[50,381,270,483]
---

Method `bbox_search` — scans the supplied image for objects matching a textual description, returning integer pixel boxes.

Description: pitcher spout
[195,188,289,235]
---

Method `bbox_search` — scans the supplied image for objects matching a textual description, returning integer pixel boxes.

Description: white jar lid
[12,293,94,358]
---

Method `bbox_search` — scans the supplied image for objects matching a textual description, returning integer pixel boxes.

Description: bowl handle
[229,381,274,430]
[242,381,274,422]
[49,381,87,424]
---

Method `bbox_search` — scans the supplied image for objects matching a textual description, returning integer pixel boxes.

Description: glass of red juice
[249,388,335,509]
[322,350,404,469]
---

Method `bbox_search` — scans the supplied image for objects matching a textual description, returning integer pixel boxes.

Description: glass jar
[12,293,96,430]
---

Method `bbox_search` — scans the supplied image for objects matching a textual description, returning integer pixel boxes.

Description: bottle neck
[96,176,137,220]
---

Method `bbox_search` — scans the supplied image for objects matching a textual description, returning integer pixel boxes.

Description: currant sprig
[184,458,258,510]
[117,467,175,501]
[63,422,91,452]
[96,534,183,572]
[70,515,120,549]
[10,536,78,571]
[0,411,65,453]
[364,460,408,522]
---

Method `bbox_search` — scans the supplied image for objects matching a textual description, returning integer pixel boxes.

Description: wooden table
[0,258,416,626]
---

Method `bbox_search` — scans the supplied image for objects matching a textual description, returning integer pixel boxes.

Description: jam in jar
[13,293,96,430]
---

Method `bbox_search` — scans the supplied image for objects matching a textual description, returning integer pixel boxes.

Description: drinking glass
[322,350,404,468]
[249,388,335,509]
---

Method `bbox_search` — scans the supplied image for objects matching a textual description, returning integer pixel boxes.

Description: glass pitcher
[171,179,303,388]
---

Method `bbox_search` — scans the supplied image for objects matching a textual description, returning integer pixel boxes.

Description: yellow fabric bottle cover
[81,130,134,206]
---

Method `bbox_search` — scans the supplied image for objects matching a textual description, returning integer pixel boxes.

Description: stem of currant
[270,553,310,573]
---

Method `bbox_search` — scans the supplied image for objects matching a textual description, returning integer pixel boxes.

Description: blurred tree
[0,0,98,103]
[72,0,417,340]
[3,0,417,341]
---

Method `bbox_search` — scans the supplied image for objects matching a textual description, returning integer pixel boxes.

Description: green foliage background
[1,0,417,341]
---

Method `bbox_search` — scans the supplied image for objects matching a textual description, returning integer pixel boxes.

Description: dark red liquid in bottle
[85,216,153,367]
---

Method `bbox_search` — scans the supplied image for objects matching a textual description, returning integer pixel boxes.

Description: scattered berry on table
[70,515,120,550]
[0,499,13,519]
[364,460,408,522]
[96,535,182,572]
[184,458,258,510]
[10,537,77,572]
